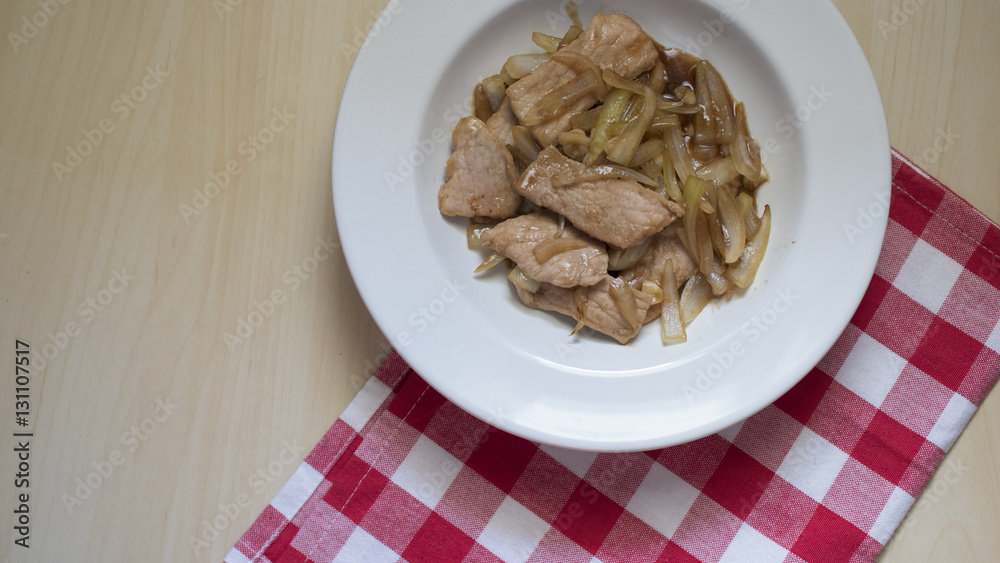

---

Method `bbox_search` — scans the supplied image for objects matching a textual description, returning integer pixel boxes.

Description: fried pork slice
[516,276,654,344]
[485,97,518,148]
[506,13,660,146]
[518,148,684,248]
[621,228,698,286]
[439,117,522,218]
[481,211,607,288]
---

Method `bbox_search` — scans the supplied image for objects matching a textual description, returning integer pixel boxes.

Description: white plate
[333,0,889,451]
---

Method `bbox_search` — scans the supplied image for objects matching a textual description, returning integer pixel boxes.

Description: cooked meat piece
[506,13,660,146]
[485,97,517,148]
[481,212,607,288]
[439,117,522,218]
[517,148,684,248]
[516,276,654,344]
[620,228,697,286]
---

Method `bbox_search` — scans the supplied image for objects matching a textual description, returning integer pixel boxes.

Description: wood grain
[0,0,996,561]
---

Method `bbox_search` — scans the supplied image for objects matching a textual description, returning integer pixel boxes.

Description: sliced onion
[627,275,644,292]
[503,54,551,80]
[680,273,713,325]
[693,60,736,145]
[475,253,506,273]
[585,88,632,165]
[707,208,727,257]
[570,107,601,130]
[660,151,685,203]
[473,84,493,122]
[649,58,667,96]
[676,224,695,262]
[558,24,584,50]
[717,185,747,264]
[508,266,542,293]
[553,164,660,189]
[552,51,607,99]
[570,285,588,335]
[725,205,770,289]
[701,179,718,210]
[640,159,661,181]
[689,143,719,163]
[664,122,695,183]
[558,129,591,147]
[696,157,740,186]
[642,280,664,305]
[657,98,700,114]
[729,101,763,186]
[467,222,495,249]
[511,126,541,163]
[532,32,562,54]
[609,277,641,329]
[522,70,603,126]
[649,112,681,134]
[601,69,646,95]
[705,62,736,142]
[738,192,762,239]
[499,65,517,86]
[565,0,583,28]
[660,259,687,344]
[706,255,733,296]
[606,85,657,165]
[683,176,706,265]
[533,237,591,263]
[482,75,507,111]
[629,139,666,167]
[608,238,652,270]
[676,84,697,106]
[696,212,713,277]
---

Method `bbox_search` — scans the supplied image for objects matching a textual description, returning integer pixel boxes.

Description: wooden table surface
[0,1,997,561]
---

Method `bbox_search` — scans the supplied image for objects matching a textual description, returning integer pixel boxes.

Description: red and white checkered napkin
[226,150,1000,563]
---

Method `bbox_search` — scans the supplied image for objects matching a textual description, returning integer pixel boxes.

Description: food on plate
[440,3,771,345]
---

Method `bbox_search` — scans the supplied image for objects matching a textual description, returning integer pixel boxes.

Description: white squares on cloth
[478,497,550,563]
[894,239,964,313]
[271,463,325,520]
[390,435,461,509]
[926,393,977,451]
[836,333,908,407]
[776,428,849,503]
[626,463,701,538]
[718,524,789,563]
[333,527,398,562]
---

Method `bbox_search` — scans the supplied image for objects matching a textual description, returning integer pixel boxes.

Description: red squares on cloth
[852,412,927,485]
[555,481,625,554]
[594,511,669,563]
[969,229,1000,290]
[401,512,476,563]
[911,318,984,392]
[654,434,731,490]
[263,523,301,563]
[322,453,389,523]
[465,429,539,494]
[850,275,893,331]
[745,477,819,550]
[387,374,448,433]
[701,447,775,520]
[791,505,868,563]
[774,369,833,425]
